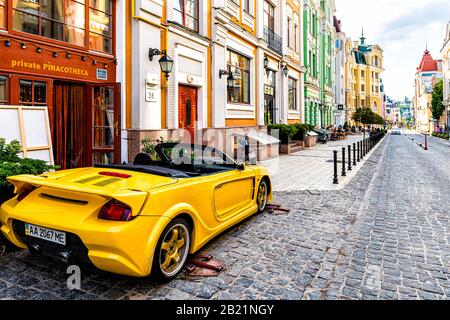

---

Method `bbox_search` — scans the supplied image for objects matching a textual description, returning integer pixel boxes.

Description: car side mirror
[236,163,245,170]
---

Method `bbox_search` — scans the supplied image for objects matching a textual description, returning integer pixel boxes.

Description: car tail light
[98,200,134,221]
[17,186,35,202]
[99,172,132,179]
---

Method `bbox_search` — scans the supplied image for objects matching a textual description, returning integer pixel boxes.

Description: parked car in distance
[391,127,402,135]
[0,143,272,281]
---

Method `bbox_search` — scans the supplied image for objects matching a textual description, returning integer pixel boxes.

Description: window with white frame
[287,17,292,48]
[288,78,297,110]
[227,50,251,104]
[264,0,275,31]
[294,22,298,51]
[243,0,253,15]
[174,0,199,32]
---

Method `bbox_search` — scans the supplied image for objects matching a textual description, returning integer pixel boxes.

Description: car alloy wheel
[158,221,190,279]
[257,180,268,213]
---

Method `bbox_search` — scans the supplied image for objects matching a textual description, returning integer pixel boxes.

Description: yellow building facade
[344,32,384,125]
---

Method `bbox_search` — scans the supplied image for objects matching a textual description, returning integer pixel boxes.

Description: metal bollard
[360,141,364,159]
[348,145,352,171]
[353,143,357,166]
[333,151,339,184]
[342,147,346,177]
[357,142,360,162]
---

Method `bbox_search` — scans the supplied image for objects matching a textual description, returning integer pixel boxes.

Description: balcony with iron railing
[263,26,282,55]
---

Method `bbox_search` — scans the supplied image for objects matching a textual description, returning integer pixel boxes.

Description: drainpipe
[131,0,169,48]
[131,0,169,129]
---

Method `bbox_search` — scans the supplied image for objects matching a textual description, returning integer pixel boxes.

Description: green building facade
[303,0,335,128]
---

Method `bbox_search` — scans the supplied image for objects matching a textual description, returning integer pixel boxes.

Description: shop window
[19,80,47,106]
[0,76,8,105]
[89,0,113,53]
[0,0,6,29]
[174,0,199,33]
[13,0,86,46]
[288,78,297,110]
[92,86,114,149]
[227,50,250,104]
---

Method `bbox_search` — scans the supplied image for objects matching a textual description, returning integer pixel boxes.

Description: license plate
[25,223,66,246]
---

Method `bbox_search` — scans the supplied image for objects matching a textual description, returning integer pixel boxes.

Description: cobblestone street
[1,133,450,300]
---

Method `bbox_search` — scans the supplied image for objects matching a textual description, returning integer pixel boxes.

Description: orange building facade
[0,0,122,169]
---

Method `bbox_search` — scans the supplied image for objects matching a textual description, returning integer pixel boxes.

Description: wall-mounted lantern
[149,48,174,79]
[219,69,229,79]
[282,64,289,77]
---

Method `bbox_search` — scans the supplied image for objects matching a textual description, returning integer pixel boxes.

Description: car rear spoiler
[7,175,148,216]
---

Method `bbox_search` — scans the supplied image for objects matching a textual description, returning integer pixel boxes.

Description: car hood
[7,168,178,216]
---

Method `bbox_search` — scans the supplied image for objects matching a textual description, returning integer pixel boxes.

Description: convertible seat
[134,153,153,166]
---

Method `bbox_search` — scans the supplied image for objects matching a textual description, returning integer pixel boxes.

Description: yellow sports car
[0,143,272,281]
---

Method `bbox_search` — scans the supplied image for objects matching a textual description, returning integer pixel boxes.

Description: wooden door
[52,82,86,169]
[178,85,197,142]
[87,83,121,166]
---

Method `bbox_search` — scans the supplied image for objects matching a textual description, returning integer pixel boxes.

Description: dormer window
[174,0,199,33]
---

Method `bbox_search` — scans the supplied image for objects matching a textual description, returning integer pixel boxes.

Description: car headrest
[134,153,153,166]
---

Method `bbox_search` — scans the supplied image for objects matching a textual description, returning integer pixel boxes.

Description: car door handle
[216,184,224,189]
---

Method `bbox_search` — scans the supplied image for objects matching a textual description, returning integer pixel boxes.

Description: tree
[373,113,386,125]
[432,79,444,120]
[352,107,374,126]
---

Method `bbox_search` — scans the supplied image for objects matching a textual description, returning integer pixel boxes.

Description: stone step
[290,145,304,153]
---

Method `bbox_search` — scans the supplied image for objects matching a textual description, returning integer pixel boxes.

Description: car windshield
[159,144,237,168]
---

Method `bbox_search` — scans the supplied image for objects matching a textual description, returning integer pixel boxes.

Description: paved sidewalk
[259,133,383,192]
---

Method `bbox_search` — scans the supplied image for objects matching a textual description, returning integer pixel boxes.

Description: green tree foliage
[432,79,444,120]
[352,108,385,126]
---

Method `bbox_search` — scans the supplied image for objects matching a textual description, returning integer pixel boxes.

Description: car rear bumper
[0,199,169,277]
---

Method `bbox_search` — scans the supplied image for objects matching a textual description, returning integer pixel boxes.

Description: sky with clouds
[335,0,450,101]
